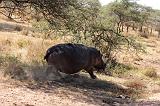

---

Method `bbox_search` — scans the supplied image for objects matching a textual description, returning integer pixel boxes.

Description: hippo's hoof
[91,75,97,79]
[72,74,80,78]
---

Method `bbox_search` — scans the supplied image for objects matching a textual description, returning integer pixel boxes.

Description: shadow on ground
[24,72,135,106]
[0,22,23,32]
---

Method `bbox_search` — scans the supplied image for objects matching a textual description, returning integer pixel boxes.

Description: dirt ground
[0,73,160,106]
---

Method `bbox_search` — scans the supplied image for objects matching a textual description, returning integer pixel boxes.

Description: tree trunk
[117,22,121,33]
[150,28,152,35]
[132,23,135,30]
[117,26,121,33]
[126,26,129,32]
[121,25,124,32]
[139,26,143,32]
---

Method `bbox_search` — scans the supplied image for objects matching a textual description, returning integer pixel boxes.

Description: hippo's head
[92,49,106,72]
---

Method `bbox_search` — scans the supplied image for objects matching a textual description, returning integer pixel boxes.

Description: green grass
[17,39,31,48]
[108,63,137,77]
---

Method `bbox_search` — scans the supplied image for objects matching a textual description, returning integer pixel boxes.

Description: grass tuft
[17,39,31,48]
[143,68,157,78]
[124,80,145,90]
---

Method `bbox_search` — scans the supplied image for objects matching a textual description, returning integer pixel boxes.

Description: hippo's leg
[88,71,97,79]
[86,68,97,79]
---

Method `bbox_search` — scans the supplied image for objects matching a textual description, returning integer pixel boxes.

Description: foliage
[17,39,31,48]
[32,19,50,33]
[31,19,54,39]
[106,60,136,76]
[0,0,154,63]
[89,26,145,59]
[100,0,152,33]
[0,55,20,66]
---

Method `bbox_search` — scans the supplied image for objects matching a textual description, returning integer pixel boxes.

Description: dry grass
[14,25,23,31]
[124,79,145,90]
[1,39,12,46]
[0,55,26,80]
[0,28,65,82]
[143,68,158,78]
[155,80,160,86]
[21,28,29,36]
[4,63,27,80]
[16,39,31,48]
[108,63,137,78]
[26,40,55,64]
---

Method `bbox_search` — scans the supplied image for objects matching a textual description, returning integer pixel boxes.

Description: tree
[0,0,144,64]
[0,0,79,26]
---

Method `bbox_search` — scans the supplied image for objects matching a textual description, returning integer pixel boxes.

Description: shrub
[17,39,31,48]
[4,63,27,80]
[14,25,23,31]
[0,55,20,66]
[108,62,136,76]
[0,55,27,80]
[143,68,157,78]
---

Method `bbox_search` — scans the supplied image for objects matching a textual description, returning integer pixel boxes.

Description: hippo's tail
[44,50,51,62]
[44,54,49,62]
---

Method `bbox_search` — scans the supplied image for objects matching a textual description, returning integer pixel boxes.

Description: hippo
[44,43,106,79]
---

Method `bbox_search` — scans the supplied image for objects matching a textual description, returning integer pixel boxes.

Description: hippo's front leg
[86,67,97,79]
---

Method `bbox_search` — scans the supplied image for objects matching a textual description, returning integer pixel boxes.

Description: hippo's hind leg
[88,71,97,79]
[86,67,97,79]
